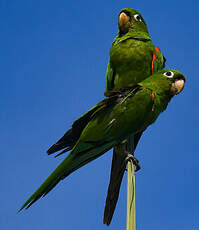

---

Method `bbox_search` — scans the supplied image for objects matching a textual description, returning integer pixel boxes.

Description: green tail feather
[19,142,115,212]
[18,154,75,212]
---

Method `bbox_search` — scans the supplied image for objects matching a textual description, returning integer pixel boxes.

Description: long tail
[19,153,75,212]
[103,143,128,225]
[103,131,144,225]
[19,141,114,212]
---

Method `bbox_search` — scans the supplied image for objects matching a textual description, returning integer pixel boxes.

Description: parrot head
[164,70,186,96]
[139,69,186,98]
[118,8,151,40]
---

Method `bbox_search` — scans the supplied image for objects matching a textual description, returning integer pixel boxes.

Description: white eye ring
[134,14,142,22]
[163,71,174,78]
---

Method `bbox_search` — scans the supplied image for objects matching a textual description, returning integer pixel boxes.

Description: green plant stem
[126,160,136,230]
[126,137,136,230]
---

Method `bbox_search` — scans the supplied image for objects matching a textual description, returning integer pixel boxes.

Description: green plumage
[105,8,165,92]
[19,70,185,211]
[104,8,165,224]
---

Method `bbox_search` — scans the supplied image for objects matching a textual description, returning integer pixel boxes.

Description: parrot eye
[134,14,142,22]
[163,71,174,78]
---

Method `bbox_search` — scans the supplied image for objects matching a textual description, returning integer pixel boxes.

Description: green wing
[105,60,115,92]
[47,94,118,156]
[19,86,142,211]
[47,103,102,156]
[152,47,166,74]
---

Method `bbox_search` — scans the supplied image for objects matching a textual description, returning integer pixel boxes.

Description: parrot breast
[110,39,154,89]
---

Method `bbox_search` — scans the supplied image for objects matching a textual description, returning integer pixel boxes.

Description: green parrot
[104,8,166,225]
[105,8,165,91]
[19,70,185,212]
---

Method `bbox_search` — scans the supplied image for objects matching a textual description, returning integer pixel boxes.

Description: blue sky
[1,1,198,229]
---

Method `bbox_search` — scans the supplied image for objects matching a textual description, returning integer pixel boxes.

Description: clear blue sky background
[1,1,198,229]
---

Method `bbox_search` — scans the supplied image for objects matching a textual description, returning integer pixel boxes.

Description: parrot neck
[153,92,170,112]
[113,31,151,45]
[139,81,171,112]
[117,31,151,41]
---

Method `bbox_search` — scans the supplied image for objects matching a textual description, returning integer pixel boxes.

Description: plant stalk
[126,136,136,230]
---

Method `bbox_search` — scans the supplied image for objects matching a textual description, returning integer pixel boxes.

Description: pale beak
[119,12,129,25]
[118,12,130,34]
[170,79,185,95]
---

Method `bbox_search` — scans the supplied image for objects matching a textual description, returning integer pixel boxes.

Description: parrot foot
[125,154,141,172]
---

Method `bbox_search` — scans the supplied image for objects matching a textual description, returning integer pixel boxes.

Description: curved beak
[170,79,185,95]
[119,12,129,25]
[118,12,130,34]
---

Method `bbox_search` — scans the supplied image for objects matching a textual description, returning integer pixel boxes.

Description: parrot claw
[125,154,141,172]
